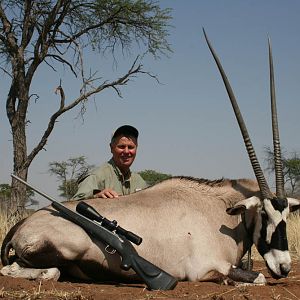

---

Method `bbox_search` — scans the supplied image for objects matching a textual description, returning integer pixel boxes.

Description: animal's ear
[226,205,246,215]
[288,197,300,213]
[226,196,261,215]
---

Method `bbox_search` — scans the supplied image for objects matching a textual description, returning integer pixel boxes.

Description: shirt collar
[108,158,131,181]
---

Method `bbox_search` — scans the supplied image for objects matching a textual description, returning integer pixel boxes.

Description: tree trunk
[10,116,28,214]
[7,74,30,215]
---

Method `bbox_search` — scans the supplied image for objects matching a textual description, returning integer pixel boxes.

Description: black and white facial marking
[253,197,291,279]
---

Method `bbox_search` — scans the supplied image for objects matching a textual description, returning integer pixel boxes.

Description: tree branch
[20,0,34,49]
[55,83,65,110]
[54,6,124,44]
[26,0,66,85]
[0,4,18,55]
[45,53,77,76]
[25,57,154,169]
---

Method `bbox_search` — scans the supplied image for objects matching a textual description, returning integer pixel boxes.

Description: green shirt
[72,159,147,200]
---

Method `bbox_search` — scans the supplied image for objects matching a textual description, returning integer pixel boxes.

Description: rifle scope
[76,201,143,246]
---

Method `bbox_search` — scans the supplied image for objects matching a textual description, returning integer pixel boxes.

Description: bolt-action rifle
[11,174,178,291]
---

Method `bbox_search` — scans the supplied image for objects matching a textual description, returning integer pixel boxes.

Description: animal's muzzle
[279,264,290,278]
[267,263,290,279]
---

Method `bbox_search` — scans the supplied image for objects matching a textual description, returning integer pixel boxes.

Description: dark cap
[111,125,139,141]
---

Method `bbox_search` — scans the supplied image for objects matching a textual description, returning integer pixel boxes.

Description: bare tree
[0,0,172,212]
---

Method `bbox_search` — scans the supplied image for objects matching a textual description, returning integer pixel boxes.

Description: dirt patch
[1,261,300,299]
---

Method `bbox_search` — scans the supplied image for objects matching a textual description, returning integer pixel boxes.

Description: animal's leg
[0,262,60,281]
[228,265,266,285]
[238,251,253,271]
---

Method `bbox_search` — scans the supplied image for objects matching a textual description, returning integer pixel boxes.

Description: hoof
[228,265,267,285]
[1,262,60,281]
[37,267,61,281]
[253,272,266,285]
[232,273,266,287]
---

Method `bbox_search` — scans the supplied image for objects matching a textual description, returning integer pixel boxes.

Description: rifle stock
[11,174,178,290]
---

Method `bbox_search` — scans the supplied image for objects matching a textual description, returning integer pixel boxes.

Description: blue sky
[1,1,300,207]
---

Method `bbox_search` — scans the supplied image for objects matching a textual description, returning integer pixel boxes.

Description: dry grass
[0,209,15,245]
[0,208,32,247]
[287,212,300,259]
[0,285,92,299]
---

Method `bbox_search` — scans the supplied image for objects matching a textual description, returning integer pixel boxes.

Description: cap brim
[112,125,139,140]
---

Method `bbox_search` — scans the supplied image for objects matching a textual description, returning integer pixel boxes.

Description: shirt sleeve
[72,174,104,200]
[132,173,148,192]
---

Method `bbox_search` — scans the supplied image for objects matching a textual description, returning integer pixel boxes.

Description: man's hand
[94,189,119,199]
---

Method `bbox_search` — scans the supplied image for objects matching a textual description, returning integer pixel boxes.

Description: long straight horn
[203,28,273,199]
[268,38,285,198]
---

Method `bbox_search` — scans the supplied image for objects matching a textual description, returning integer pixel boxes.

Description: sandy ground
[1,261,300,299]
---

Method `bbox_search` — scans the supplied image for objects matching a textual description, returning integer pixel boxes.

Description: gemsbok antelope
[1,30,300,286]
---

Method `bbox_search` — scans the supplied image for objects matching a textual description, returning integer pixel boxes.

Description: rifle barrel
[11,174,60,205]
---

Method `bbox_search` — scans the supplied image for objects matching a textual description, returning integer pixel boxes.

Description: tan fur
[2,177,261,282]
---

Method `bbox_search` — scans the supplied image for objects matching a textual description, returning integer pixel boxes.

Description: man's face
[110,135,137,173]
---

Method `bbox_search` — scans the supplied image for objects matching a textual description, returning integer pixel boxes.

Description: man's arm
[73,174,102,200]
[132,173,148,192]
[74,175,120,199]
